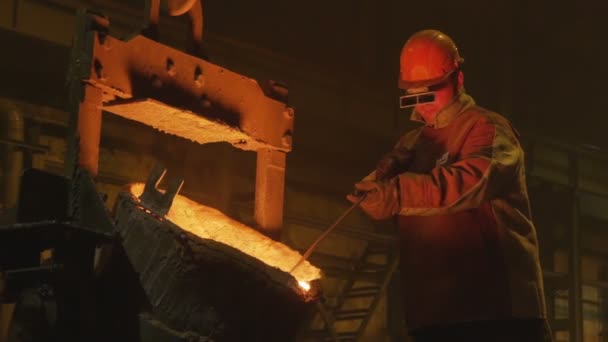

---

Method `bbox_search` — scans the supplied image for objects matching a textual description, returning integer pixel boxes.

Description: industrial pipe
[0,100,24,216]
[0,99,23,341]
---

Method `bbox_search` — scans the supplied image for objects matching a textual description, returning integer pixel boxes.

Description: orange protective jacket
[370,92,547,331]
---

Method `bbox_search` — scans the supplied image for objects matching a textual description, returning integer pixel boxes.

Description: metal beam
[255,148,286,240]
[64,10,294,239]
[79,15,293,152]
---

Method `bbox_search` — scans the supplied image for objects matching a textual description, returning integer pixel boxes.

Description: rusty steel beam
[66,9,294,238]
[65,11,107,178]
[76,85,103,177]
[76,11,293,152]
[255,149,287,240]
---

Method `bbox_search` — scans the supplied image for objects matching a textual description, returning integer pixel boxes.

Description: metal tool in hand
[289,193,368,274]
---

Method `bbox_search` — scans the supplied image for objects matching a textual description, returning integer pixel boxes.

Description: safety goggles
[399,91,435,109]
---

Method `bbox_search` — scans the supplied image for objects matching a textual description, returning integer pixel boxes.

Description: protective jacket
[372,92,547,331]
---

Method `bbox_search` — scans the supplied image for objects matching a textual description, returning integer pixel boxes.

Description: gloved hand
[346,178,400,220]
[376,148,414,181]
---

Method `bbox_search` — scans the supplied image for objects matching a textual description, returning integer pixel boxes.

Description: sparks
[298,281,311,292]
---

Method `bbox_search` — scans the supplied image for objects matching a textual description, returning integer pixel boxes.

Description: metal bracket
[139,165,184,217]
[66,9,292,239]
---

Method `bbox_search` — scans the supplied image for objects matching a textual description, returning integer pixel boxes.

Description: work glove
[346,178,400,220]
[375,148,414,181]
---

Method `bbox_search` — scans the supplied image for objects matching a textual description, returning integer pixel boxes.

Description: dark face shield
[399,91,436,109]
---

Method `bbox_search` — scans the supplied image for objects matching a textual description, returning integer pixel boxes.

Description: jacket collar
[410,91,475,128]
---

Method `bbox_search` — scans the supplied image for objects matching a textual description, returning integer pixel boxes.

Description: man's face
[410,78,457,123]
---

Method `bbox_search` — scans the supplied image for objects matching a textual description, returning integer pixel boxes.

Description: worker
[347,29,552,341]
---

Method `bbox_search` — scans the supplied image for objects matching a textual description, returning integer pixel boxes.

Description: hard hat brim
[398,73,451,91]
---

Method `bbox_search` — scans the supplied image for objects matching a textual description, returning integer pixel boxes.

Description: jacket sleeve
[361,128,422,182]
[362,170,377,181]
[397,116,521,216]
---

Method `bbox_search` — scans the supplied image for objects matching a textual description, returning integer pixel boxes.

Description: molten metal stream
[129,184,321,290]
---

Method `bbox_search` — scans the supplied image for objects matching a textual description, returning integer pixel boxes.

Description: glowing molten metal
[129,183,320,290]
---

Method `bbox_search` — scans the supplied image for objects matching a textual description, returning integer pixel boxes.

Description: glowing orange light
[297,281,311,291]
[129,183,321,289]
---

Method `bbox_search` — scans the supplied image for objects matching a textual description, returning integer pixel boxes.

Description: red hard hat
[399,29,464,90]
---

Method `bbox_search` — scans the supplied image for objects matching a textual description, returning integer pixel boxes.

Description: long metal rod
[289,194,366,274]
[0,138,49,153]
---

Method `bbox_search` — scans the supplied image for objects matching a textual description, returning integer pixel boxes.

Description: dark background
[1,1,608,339]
